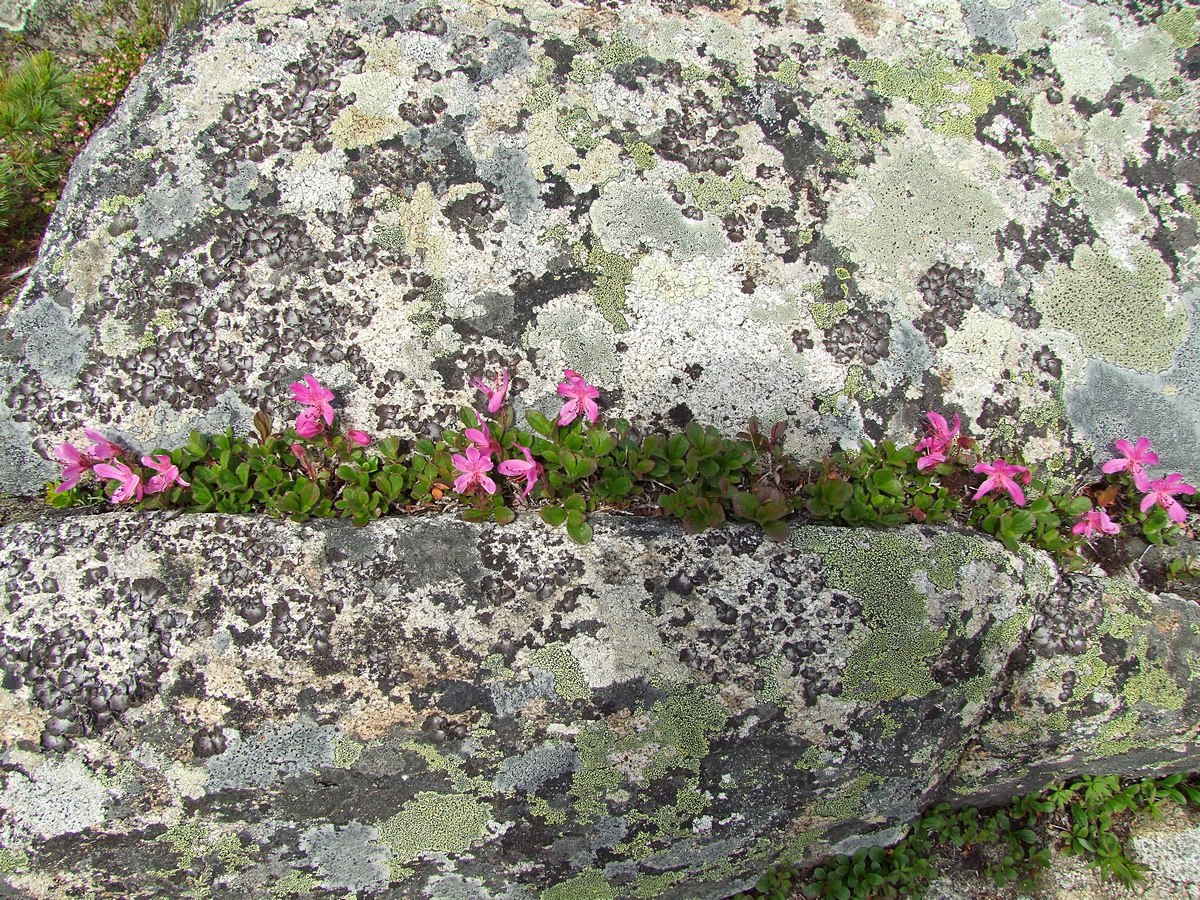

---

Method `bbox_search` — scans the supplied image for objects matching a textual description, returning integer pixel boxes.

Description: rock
[3,0,1199,496]
[949,575,1200,807]
[0,513,1053,898]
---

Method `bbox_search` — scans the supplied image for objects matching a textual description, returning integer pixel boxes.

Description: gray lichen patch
[0,757,112,841]
[204,718,339,792]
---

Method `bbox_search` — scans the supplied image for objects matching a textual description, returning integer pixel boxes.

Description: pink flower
[451,446,497,495]
[972,459,1032,506]
[84,429,121,460]
[498,444,542,500]
[556,369,600,426]
[93,461,143,504]
[291,442,307,462]
[53,441,90,492]
[465,422,501,457]
[1072,508,1120,538]
[1140,473,1196,525]
[291,374,335,437]
[141,454,190,494]
[1101,438,1159,480]
[471,368,510,414]
[346,430,371,447]
[915,411,960,471]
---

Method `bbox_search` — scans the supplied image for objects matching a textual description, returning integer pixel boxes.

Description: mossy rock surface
[2,0,1199,495]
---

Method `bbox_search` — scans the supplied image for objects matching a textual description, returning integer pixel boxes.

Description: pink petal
[972,477,996,501]
[1167,500,1188,524]
[1005,479,1026,506]
[453,472,473,494]
[1140,492,1157,514]
[1101,458,1128,474]
[479,475,497,495]
[296,407,324,438]
[582,397,599,424]
[346,430,371,447]
[557,401,578,427]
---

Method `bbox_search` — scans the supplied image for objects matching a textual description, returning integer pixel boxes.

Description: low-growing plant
[44,371,1195,565]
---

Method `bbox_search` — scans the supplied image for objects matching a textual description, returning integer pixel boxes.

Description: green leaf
[493,505,515,525]
[761,519,790,542]
[667,433,688,460]
[589,431,616,457]
[566,519,593,544]
[566,508,586,528]
[1065,496,1092,516]
[526,409,555,437]
[563,492,586,512]
[871,468,905,498]
[540,506,568,527]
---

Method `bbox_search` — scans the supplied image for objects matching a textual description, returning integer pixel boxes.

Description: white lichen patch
[277,149,354,214]
[0,758,112,841]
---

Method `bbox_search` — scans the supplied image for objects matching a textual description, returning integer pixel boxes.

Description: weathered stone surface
[3,0,1200,496]
[0,513,1052,898]
[950,573,1200,807]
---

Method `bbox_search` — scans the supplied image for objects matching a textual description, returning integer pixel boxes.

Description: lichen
[375,792,492,864]
[842,625,944,702]
[531,642,591,702]
[541,869,617,900]
[1036,243,1187,372]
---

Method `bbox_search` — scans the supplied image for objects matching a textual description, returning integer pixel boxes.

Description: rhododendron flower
[471,368,510,414]
[452,446,496,495]
[1140,473,1196,525]
[464,422,501,457]
[53,441,90,492]
[291,374,335,437]
[972,459,1032,506]
[346,430,371,447]
[290,442,307,462]
[498,444,542,500]
[915,411,960,471]
[142,454,190,494]
[556,369,600,426]
[84,429,121,461]
[93,461,143,504]
[1072,508,1120,538]
[1101,438,1158,481]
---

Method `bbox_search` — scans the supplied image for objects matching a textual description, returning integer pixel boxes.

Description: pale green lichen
[816,364,873,414]
[531,643,590,701]
[634,870,685,897]
[674,171,758,213]
[557,107,601,151]
[842,626,944,702]
[586,242,636,332]
[847,53,1013,138]
[528,793,567,824]
[99,193,143,215]
[811,773,879,819]
[808,297,849,330]
[0,848,28,873]
[542,869,617,900]
[271,871,321,897]
[626,141,657,170]
[1036,243,1187,372]
[1158,7,1200,48]
[332,737,363,769]
[158,822,206,870]
[375,792,492,863]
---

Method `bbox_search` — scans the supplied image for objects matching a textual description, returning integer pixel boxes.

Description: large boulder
[2,0,1199,495]
[0,514,1054,898]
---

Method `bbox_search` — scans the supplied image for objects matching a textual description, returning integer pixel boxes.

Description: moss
[541,869,617,900]
[842,625,944,702]
[1158,7,1200,48]
[531,642,591,702]
[375,792,492,864]
[1036,243,1186,372]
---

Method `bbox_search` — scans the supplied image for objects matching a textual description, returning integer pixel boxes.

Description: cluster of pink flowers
[915,411,961,472]
[452,366,600,499]
[52,430,189,504]
[289,374,371,445]
[451,367,558,500]
[1102,437,1195,526]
